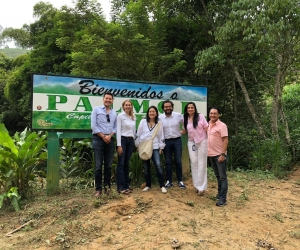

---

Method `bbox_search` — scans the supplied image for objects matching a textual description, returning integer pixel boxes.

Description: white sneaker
[142,186,150,192]
[161,187,167,193]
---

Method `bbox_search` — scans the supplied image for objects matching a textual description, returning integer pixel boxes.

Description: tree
[64,0,196,82]
[196,0,300,145]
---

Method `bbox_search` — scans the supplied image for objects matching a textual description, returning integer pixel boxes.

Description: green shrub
[0,124,47,211]
[129,152,143,186]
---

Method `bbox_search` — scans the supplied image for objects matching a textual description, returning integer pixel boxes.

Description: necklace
[148,122,155,129]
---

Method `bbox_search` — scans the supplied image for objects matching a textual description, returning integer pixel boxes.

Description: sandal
[197,190,205,196]
[120,190,129,195]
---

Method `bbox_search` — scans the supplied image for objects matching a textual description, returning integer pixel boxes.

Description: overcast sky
[0,0,111,29]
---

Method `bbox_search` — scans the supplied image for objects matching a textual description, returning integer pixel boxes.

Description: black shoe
[215,194,220,201]
[216,200,227,207]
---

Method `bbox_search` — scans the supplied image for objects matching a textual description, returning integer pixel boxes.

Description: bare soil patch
[1,167,300,250]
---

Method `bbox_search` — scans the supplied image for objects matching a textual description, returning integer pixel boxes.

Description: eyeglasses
[106,114,110,123]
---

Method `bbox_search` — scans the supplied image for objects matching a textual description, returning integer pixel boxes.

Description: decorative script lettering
[78,80,178,100]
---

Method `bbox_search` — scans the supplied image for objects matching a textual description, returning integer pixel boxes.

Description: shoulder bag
[138,122,161,160]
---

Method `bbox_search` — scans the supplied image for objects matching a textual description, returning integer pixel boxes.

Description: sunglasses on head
[106,114,110,123]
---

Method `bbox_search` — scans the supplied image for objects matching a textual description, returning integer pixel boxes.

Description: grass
[239,188,249,201]
[274,212,284,223]
[189,219,197,234]
[295,179,300,185]
[229,168,276,181]
[289,230,300,239]
[186,200,195,207]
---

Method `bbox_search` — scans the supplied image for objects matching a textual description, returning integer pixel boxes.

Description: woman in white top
[135,106,167,193]
[116,100,136,194]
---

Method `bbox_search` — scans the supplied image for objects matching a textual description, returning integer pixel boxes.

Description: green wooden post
[46,131,92,194]
[47,131,60,194]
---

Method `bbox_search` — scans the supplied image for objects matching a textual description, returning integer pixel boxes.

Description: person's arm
[199,113,208,132]
[116,114,123,155]
[112,111,117,135]
[91,107,100,134]
[116,114,122,147]
[218,136,228,163]
[91,108,107,139]
[157,122,165,154]
[135,119,144,148]
[132,116,137,138]
[222,136,229,154]
[104,111,117,143]
[181,114,187,135]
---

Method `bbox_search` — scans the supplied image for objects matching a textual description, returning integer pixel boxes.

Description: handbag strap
[150,122,161,139]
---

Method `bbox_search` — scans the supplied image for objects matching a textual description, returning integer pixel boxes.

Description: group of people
[91,92,228,207]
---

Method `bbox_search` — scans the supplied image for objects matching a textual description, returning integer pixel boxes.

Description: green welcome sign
[31,74,208,130]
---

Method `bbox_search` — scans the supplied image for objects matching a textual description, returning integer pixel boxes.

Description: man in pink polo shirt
[207,107,228,206]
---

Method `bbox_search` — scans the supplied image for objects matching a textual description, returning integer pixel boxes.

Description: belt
[121,136,134,139]
[165,137,181,140]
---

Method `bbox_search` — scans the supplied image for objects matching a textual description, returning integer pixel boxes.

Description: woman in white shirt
[135,106,167,194]
[116,100,136,194]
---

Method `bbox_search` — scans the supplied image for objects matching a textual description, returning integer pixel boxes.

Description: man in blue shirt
[91,93,117,197]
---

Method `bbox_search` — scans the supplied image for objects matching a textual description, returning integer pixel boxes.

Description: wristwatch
[221,153,226,157]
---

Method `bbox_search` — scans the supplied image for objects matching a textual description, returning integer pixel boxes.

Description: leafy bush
[0,124,47,211]
[227,128,292,177]
[60,138,94,187]
[0,187,20,212]
[129,152,143,186]
[282,84,300,162]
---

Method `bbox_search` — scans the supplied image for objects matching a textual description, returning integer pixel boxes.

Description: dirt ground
[1,166,300,250]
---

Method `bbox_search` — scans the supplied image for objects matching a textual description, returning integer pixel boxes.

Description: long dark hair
[146,106,159,123]
[184,102,199,130]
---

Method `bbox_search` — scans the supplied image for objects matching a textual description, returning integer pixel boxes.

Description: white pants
[187,139,207,191]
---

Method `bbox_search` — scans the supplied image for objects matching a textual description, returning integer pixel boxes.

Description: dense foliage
[0,0,299,179]
[0,124,47,211]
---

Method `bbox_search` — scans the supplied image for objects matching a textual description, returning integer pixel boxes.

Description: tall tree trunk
[278,104,290,144]
[272,59,282,140]
[233,79,238,135]
[277,63,295,159]
[231,64,266,138]
[278,101,295,159]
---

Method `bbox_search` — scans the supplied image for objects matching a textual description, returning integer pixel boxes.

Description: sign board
[31,74,208,130]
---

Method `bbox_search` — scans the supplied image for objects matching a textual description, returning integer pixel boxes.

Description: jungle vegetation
[0,0,299,184]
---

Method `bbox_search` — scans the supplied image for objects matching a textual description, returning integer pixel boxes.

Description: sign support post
[46,131,60,194]
[46,131,92,194]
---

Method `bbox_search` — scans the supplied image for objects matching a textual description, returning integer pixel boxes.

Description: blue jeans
[92,134,115,191]
[209,155,228,201]
[163,137,183,183]
[116,136,135,191]
[143,149,164,188]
